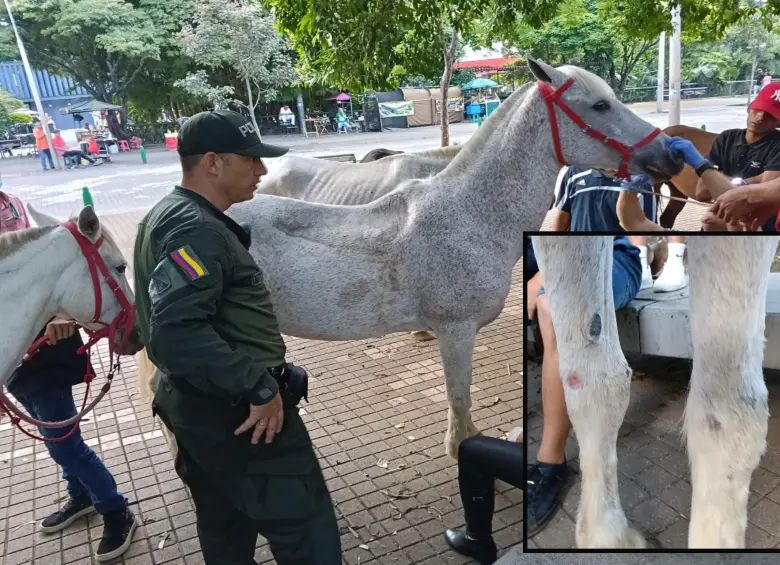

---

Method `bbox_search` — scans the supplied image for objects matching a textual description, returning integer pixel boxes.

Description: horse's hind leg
[533,235,643,548]
[685,236,777,547]
[436,323,481,458]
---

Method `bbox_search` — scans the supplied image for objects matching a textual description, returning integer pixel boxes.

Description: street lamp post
[668,6,682,126]
[657,31,666,113]
[2,0,60,169]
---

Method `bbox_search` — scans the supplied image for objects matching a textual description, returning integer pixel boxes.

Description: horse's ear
[528,58,562,85]
[27,204,59,227]
[77,206,101,242]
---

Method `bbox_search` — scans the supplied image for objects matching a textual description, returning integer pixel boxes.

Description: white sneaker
[640,265,653,290]
[653,265,688,292]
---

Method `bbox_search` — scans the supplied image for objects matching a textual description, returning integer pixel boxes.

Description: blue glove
[665,137,707,169]
[620,173,651,193]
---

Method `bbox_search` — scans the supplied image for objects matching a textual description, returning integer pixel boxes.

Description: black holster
[273,363,309,409]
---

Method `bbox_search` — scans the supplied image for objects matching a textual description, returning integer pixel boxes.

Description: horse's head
[528,58,684,181]
[360,148,404,163]
[31,205,142,356]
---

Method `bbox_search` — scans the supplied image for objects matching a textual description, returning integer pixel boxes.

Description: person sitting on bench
[52,130,101,168]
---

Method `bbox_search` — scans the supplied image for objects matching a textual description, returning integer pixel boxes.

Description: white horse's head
[528,58,685,180]
[28,205,142,356]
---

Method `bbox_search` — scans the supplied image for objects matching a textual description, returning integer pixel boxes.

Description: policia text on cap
[133,110,342,565]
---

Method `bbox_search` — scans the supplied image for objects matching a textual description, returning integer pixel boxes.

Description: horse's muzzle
[634,137,685,182]
[115,326,143,356]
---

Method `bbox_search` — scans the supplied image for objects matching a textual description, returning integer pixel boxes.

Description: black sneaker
[96,507,137,562]
[527,460,570,538]
[40,493,95,533]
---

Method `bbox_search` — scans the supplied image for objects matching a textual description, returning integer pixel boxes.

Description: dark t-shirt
[707,129,780,232]
[7,323,90,398]
[554,167,656,232]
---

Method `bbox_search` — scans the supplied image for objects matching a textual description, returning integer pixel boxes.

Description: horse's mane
[0,219,120,261]
[0,225,56,260]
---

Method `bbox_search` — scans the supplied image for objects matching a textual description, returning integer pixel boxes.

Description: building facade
[0,61,96,130]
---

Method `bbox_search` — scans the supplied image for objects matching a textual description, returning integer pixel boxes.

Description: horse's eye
[592,100,611,112]
[117,265,127,274]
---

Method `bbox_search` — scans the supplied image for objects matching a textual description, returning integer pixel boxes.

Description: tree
[500,0,656,98]
[174,0,297,137]
[0,0,193,138]
[0,88,22,138]
[266,0,557,147]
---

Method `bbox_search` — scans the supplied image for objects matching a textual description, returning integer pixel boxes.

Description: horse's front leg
[436,323,481,458]
[533,235,644,549]
[685,236,777,548]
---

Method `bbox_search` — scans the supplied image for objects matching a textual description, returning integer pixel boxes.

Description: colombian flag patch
[170,245,208,280]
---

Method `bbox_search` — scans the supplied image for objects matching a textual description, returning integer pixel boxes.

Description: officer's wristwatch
[694,160,716,177]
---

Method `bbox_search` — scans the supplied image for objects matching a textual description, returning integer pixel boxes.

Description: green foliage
[265,0,557,92]
[503,0,655,97]
[175,0,297,118]
[0,87,23,137]
[0,0,193,136]
[10,112,32,124]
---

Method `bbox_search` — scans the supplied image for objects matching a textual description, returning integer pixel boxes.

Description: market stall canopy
[462,78,499,90]
[330,92,351,102]
[11,107,37,116]
[59,100,123,115]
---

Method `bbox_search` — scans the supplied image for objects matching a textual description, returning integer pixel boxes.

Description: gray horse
[138,59,683,458]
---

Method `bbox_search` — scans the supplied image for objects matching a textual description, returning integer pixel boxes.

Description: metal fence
[621,80,753,103]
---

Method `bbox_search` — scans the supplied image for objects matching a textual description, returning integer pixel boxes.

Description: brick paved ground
[528,210,780,550]
[526,357,780,550]
[0,211,524,565]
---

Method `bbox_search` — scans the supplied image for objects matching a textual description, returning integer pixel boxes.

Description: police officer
[132,110,341,565]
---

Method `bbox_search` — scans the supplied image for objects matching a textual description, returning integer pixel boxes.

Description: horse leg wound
[533,236,644,549]
[685,236,777,548]
[435,324,480,459]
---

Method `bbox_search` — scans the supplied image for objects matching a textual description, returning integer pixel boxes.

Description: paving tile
[626,498,680,535]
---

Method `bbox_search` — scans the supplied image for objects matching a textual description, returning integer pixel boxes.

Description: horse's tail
[134,348,180,458]
[135,348,157,407]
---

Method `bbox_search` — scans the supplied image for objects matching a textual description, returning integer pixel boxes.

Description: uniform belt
[167,363,286,403]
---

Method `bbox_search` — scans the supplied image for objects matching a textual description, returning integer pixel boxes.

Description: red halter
[537,78,661,180]
[0,221,137,442]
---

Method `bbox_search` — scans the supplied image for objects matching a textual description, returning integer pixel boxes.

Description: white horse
[137,58,683,458]
[257,144,462,204]
[1,206,142,393]
[531,235,778,549]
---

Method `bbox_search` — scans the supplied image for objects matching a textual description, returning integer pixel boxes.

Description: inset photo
[524,234,780,550]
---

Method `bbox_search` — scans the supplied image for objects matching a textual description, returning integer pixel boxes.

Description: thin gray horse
[138,59,683,458]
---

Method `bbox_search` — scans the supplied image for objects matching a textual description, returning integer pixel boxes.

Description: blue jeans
[527,242,641,322]
[39,148,54,170]
[15,386,127,515]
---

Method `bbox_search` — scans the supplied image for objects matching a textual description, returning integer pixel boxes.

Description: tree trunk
[440,29,459,147]
[245,76,262,140]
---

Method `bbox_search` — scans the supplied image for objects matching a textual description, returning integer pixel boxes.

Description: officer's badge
[149,265,172,305]
[170,245,209,280]
[251,270,263,287]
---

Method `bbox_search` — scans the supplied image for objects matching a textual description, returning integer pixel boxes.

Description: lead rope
[621,185,713,208]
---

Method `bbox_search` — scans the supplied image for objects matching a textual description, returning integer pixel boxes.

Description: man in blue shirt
[553,166,688,292]
[552,166,657,233]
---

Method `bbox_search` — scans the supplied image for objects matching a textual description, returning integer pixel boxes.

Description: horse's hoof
[411,331,436,342]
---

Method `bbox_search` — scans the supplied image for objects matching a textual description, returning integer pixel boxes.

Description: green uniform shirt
[133,186,286,405]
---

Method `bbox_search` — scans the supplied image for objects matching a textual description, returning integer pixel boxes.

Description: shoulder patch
[170,245,209,281]
[149,257,191,305]
[149,264,172,305]
[251,270,264,287]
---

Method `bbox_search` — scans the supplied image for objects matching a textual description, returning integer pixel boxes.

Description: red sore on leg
[566,373,582,389]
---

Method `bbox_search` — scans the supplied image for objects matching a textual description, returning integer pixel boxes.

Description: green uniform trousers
[153,377,341,565]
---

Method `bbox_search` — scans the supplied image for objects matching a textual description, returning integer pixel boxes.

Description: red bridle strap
[0,221,136,442]
[537,78,661,180]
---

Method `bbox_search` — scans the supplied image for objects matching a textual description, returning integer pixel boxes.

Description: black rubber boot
[444,488,498,565]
